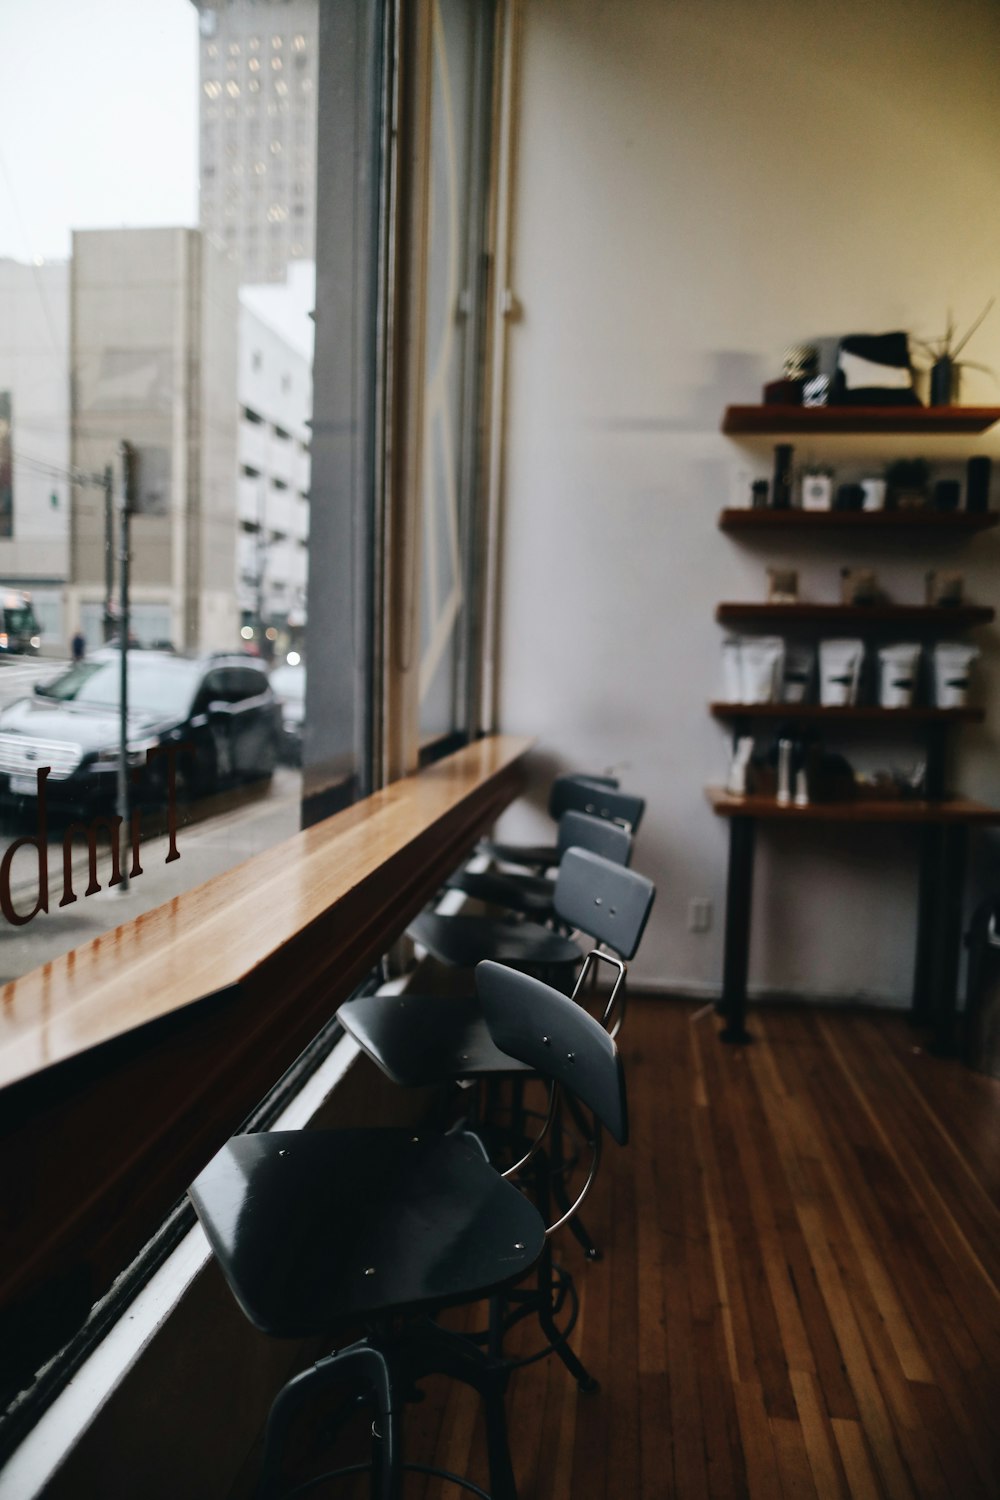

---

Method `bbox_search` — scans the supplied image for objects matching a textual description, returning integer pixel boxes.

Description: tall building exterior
[193,0,318,284]
[69,227,240,653]
[0,231,311,658]
[0,258,71,644]
[236,301,311,643]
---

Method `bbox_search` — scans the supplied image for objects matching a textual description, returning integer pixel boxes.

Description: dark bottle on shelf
[771,444,794,509]
[967,456,992,513]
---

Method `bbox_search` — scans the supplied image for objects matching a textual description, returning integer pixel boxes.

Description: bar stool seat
[339,993,531,1087]
[409,912,581,974]
[446,868,558,919]
[450,811,634,921]
[190,1127,544,1339]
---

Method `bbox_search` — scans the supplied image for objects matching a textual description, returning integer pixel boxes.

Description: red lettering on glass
[0,747,182,926]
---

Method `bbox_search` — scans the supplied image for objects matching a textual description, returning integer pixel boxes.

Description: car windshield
[269,665,305,700]
[4,607,36,634]
[39,657,202,718]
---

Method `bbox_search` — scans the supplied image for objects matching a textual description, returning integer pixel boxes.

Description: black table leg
[911,826,943,1025]
[719,816,755,1044]
[929,823,968,1057]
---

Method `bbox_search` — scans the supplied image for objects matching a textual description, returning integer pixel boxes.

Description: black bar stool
[407,844,653,997]
[480,775,644,872]
[447,809,632,921]
[342,849,654,1084]
[187,960,630,1499]
[340,849,654,1296]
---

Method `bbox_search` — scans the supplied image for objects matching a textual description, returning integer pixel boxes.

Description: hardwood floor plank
[820,1017,1000,1305]
[873,1014,1000,1203]
[753,1013,934,1388]
[401,1000,1000,1500]
[830,1418,885,1500]
[795,1202,916,1499]
[908,1379,996,1500]
[733,1381,785,1497]
[770,1415,819,1499]
[606,1133,642,1495]
[775,1014,1000,1489]
[788,1369,849,1500]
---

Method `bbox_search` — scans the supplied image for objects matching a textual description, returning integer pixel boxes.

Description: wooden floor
[265,1000,1000,1497]
[387,1000,1000,1499]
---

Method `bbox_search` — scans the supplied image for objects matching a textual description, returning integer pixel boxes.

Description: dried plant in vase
[914,298,996,406]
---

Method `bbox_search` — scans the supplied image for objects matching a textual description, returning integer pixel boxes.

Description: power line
[12,448,107,489]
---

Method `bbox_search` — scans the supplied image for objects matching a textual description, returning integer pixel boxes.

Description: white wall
[497,0,1000,1003]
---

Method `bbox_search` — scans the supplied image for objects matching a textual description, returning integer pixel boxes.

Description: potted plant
[885,458,930,510]
[914,298,995,406]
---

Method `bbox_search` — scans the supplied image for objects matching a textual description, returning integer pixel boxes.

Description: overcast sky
[0,0,198,263]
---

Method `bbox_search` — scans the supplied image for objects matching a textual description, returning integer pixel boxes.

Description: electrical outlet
[688,898,712,933]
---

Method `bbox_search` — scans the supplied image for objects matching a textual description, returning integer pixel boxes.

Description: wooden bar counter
[0,736,531,1394]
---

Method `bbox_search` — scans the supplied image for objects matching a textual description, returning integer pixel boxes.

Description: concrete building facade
[194,0,318,284]
[236,301,310,643]
[0,258,71,645]
[0,233,311,657]
[69,227,240,653]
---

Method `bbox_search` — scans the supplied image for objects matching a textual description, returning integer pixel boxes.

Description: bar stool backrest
[553,847,655,960]
[476,960,628,1144]
[556,810,632,867]
[547,773,618,820]
[549,774,644,831]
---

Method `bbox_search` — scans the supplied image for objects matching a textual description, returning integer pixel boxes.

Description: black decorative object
[930,357,955,407]
[830,332,921,407]
[834,482,864,512]
[771,444,794,509]
[751,479,769,509]
[966,456,993,513]
[885,458,930,509]
[932,479,961,512]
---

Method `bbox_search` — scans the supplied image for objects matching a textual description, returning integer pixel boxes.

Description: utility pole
[118,441,136,892]
[103,463,115,643]
[257,473,267,651]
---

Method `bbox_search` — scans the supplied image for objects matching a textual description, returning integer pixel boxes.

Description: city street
[0,653,68,711]
[0,655,303,981]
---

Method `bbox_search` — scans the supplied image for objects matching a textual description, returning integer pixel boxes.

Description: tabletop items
[740,446,992,514]
[758,313,995,411]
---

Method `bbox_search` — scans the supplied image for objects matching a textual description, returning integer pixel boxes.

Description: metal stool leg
[553,1093,602,1261]
[256,1343,397,1500]
[535,1243,598,1393]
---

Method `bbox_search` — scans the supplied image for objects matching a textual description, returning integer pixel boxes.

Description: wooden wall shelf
[706,787,1000,825]
[715,602,994,629]
[721,404,1000,435]
[718,508,999,534]
[710,703,984,725]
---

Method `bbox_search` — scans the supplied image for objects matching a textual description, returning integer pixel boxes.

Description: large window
[417,0,497,749]
[0,0,319,980]
[0,0,509,1445]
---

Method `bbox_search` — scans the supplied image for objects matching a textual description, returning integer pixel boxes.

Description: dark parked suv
[0,651,282,808]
